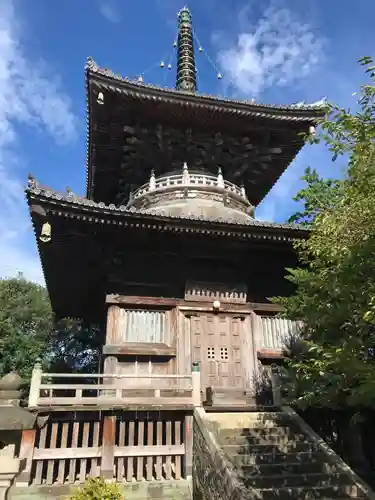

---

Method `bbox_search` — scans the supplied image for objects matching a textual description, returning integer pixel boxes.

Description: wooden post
[103,305,120,397]
[270,363,282,407]
[192,361,201,406]
[15,429,37,487]
[28,361,42,407]
[100,415,116,481]
[184,414,193,478]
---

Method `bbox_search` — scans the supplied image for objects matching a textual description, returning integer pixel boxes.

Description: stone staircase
[211,411,373,499]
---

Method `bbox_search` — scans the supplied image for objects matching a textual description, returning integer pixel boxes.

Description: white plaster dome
[127,164,254,223]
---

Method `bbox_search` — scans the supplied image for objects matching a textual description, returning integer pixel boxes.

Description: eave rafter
[26,183,309,243]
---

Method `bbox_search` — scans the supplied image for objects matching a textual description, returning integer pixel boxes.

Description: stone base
[8,479,192,500]
[205,387,254,407]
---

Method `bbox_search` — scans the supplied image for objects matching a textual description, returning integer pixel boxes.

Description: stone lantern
[0,372,47,498]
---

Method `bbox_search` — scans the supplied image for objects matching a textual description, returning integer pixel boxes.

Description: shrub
[69,477,124,500]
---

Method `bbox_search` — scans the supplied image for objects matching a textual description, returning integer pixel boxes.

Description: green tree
[287,166,342,226]
[0,275,53,380]
[48,318,101,375]
[274,56,375,409]
[0,276,101,382]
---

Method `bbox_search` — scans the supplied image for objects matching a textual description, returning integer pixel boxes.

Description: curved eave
[86,60,326,120]
[84,59,326,200]
[27,186,309,240]
[27,185,308,320]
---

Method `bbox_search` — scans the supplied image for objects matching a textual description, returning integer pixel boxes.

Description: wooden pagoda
[26,6,325,405]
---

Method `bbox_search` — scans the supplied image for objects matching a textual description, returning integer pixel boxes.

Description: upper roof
[85,58,327,207]
[86,58,327,117]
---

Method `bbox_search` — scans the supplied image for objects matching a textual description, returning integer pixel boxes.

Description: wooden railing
[18,411,194,486]
[28,362,201,408]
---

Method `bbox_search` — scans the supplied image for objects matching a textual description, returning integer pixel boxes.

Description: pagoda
[26,6,325,401]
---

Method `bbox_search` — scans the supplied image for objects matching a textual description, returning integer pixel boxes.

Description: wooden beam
[103,343,176,357]
[35,396,195,407]
[106,294,178,306]
[33,444,185,461]
[257,348,285,360]
[106,294,283,313]
[30,403,195,412]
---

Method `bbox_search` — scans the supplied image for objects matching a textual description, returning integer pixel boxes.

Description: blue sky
[0,0,373,283]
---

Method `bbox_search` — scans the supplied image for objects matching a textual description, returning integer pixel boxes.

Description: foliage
[0,275,101,383]
[273,56,375,409]
[47,318,101,374]
[287,167,343,226]
[0,275,52,380]
[69,477,124,500]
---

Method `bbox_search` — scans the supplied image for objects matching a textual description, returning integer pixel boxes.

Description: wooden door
[190,313,246,391]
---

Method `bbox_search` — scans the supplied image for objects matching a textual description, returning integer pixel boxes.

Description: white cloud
[98,0,121,23]
[0,0,77,284]
[215,3,325,96]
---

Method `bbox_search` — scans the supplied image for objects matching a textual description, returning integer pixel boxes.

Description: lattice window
[220,347,228,360]
[120,309,167,343]
[207,347,215,360]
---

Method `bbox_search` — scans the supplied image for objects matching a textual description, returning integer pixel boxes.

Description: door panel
[190,313,247,391]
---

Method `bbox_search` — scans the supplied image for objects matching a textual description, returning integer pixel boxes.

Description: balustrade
[28,362,201,409]
[130,163,248,203]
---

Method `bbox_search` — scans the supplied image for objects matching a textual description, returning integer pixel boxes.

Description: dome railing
[131,164,248,202]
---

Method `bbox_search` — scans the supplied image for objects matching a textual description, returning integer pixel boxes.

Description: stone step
[243,472,351,489]
[251,484,365,499]
[222,441,321,455]
[226,450,326,466]
[218,432,311,446]
[233,460,342,476]
[206,412,294,430]
[218,427,306,439]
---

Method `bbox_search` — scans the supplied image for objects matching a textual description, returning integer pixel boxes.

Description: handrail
[282,406,375,500]
[193,407,250,500]
[40,373,191,379]
[29,362,201,408]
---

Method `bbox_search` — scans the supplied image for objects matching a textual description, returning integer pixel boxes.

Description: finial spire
[176,7,197,92]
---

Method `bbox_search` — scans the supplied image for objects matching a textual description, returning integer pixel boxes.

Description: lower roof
[26,182,307,321]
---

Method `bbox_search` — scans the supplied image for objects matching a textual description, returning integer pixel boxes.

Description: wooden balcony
[28,362,201,411]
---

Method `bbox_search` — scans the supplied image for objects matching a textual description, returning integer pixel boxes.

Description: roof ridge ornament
[149,170,156,191]
[310,96,328,107]
[182,162,190,184]
[217,167,224,188]
[85,57,99,72]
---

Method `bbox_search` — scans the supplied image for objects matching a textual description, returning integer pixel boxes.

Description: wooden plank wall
[30,412,189,486]
[105,306,178,385]
[258,316,301,351]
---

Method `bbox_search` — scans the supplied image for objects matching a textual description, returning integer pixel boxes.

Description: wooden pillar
[251,312,263,384]
[28,362,42,407]
[184,414,193,478]
[270,364,282,407]
[100,415,116,481]
[15,429,37,487]
[103,306,120,395]
[106,305,120,345]
[192,361,201,406]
